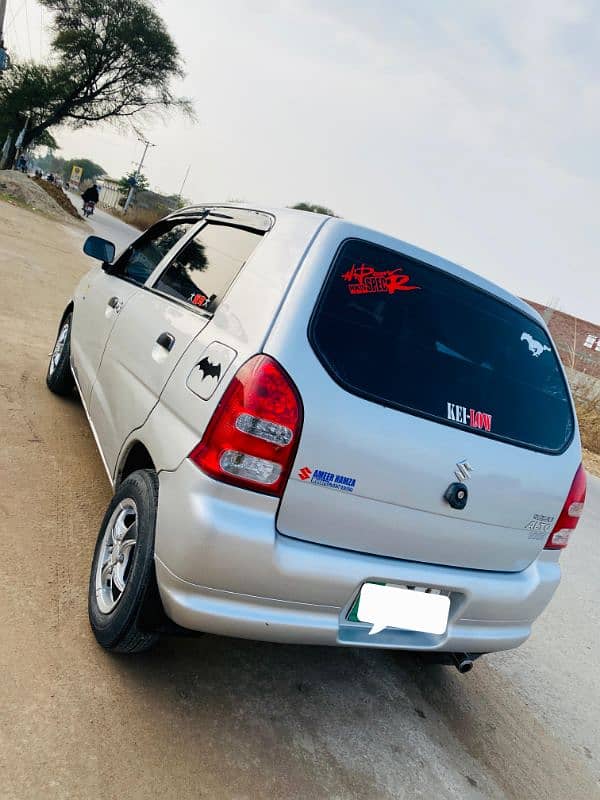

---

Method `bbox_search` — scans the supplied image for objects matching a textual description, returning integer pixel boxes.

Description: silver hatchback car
[47,205,586,669]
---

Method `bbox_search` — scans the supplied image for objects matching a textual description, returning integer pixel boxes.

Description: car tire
[88,469,160,653]
[46,312,75,396]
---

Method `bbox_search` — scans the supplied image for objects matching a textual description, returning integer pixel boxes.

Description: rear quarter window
[154,223,264,313]
[309,239,574,453]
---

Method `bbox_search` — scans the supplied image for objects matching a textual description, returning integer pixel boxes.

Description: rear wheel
[46,313,75,396]
[88,470,160,653]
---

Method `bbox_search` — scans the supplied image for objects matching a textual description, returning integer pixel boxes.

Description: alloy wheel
[94,499,138,614]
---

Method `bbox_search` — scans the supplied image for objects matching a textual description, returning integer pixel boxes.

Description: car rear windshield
[309,239,574,453]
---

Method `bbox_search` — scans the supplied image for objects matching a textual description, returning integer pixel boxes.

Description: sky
[3,0,600,321]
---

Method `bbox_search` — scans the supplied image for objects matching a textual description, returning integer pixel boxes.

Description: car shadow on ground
[110,632,498,795]
[107,631,595,799]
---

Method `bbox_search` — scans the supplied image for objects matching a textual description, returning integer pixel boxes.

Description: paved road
[66,189,138,252]
[1,199,599,799]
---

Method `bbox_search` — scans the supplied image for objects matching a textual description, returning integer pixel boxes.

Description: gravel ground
[0,170,82,223]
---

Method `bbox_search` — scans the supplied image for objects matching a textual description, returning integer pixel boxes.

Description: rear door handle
[156,332,175,352]
[107,296,122,311]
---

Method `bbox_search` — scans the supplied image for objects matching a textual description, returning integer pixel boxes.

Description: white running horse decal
[521,332,551,357]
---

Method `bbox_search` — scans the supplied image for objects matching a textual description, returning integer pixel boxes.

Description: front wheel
[88,470,160,653]
[46,313,75,396]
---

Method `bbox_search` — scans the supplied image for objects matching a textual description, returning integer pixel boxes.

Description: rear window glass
[309,239,574,453]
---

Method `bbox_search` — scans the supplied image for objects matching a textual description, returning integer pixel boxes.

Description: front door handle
[107,296,122,311]
[156,332,175,352]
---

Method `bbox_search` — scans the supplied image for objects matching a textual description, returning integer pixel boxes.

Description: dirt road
[1,200,599,800]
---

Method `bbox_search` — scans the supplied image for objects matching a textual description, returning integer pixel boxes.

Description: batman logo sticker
[187,342,237,400]
[197,357,221,382]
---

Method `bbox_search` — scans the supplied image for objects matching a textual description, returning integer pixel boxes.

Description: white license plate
[356,583,450,635]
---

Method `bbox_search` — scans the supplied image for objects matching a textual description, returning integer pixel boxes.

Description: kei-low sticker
[447,402,492,432]
[298,467,356,493]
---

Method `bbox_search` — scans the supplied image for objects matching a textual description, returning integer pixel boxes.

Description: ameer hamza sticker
[447,402,492,432]
[298,467,356,493]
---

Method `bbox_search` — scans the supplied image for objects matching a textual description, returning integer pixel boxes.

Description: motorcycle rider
[81,183,100,212]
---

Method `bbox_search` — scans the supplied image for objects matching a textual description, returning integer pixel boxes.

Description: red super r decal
[341,263,420,295]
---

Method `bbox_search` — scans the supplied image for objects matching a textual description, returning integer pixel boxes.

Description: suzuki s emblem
[454,460,473,482]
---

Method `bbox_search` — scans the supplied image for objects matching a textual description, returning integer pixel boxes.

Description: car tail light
[544,464,587,550]
[189,355,303,496]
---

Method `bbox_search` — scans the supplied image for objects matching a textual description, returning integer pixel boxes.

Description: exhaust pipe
[451,653,474,674]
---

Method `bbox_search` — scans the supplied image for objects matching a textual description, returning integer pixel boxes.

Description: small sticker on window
[447,402,492,432]
[190,293,207,307]
[341,263,420,295]
[520,332,550,358]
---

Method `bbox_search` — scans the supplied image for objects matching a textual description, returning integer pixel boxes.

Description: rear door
[272,229,580,572]
[89,218,266,477]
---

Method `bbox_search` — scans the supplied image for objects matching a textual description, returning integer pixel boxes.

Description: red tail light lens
[189,355,303,496]
[544,464,587,550]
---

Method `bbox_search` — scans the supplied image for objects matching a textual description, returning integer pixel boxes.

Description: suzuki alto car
[46,204,586,669]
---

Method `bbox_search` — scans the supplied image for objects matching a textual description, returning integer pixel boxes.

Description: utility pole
[123,136,155,213]
[178,164,191,205]
[0,0,10,73]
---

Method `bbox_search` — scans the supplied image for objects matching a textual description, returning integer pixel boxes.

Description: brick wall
[526,301,600,380]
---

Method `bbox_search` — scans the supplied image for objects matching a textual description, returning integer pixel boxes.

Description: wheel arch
[112,440,177,635]
[116,440,156,487]
[60,301,74,326]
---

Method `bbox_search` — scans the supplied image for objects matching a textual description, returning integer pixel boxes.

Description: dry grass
[575,395,600,455]
[0,190,30,211]
[107,205,167,231]
[582,448,600,478]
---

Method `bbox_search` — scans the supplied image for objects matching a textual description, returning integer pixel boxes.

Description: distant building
[526,301,600,379]
[97,177,122,209]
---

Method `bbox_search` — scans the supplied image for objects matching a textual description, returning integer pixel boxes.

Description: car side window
[113,221,197,285]
[153,223,263,313]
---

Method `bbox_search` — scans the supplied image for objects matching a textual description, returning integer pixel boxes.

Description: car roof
[169,202,326,228]
[172,203,545,327]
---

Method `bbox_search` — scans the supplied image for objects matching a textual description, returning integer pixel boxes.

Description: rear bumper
[154,460,562,652]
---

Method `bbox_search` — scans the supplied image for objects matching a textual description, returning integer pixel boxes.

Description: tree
[63,158,106,183]
[30,152,105,182]
[291,202,339,217]
[34,151,65,175]
[0,63,64,166]
[0,0,193,167]
[118,170,150,194]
